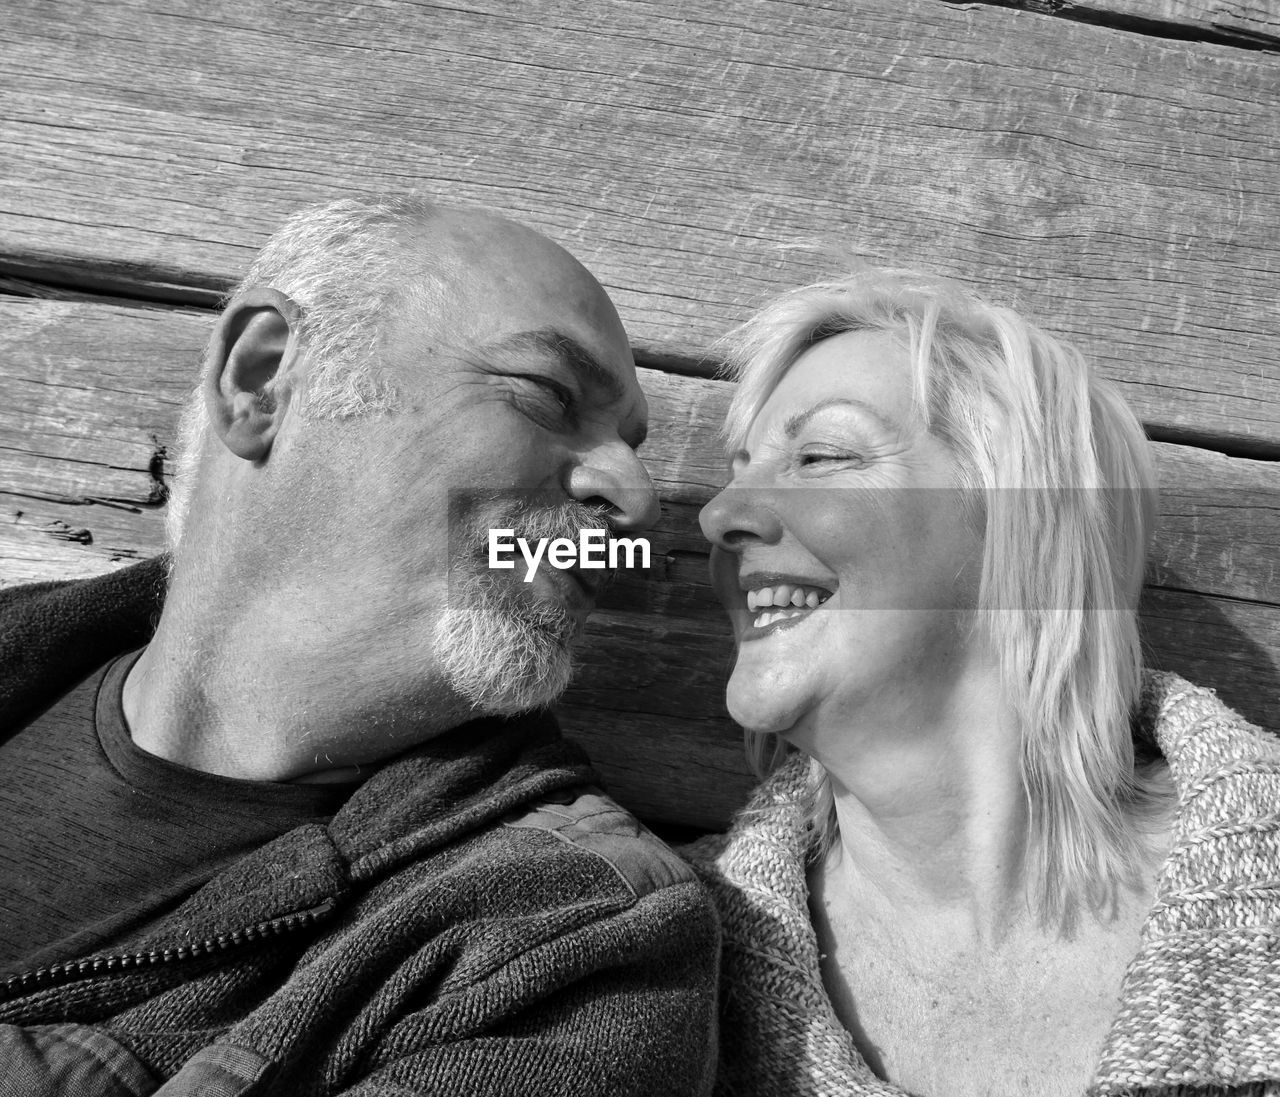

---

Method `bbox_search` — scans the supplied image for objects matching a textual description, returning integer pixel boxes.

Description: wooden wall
[2,0,1276,830]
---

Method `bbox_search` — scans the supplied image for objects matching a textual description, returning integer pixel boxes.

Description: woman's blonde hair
[722,266,1163,926]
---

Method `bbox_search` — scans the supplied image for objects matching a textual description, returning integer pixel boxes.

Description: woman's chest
[816,927,1134,1097]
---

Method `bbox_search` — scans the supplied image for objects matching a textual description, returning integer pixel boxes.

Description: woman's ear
[204,287,304,462]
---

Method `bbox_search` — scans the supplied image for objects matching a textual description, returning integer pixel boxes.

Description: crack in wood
[1145,582,1280,612]
[37,518,93,544]
[1146,426,1280,463]
[940,0,1280,51]
[0,262,224,312]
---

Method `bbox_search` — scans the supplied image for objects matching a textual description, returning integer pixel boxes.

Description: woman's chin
[726,665,811,737]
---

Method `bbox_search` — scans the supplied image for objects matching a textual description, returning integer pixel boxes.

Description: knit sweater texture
[683,672,1280,1096]
[0,562,721,1096]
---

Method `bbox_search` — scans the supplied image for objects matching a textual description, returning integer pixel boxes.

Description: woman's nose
[699,482,784,551]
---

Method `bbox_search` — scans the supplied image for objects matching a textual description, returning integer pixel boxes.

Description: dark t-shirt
[0,650,358,976]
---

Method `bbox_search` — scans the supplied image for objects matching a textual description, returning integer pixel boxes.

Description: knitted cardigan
[683,673,1280,1097]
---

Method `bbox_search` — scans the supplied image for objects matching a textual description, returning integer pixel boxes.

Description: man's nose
[699,482,785,551]
[566,446,661,532]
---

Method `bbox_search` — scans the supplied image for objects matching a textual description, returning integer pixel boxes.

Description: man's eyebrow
[783,397,899,439]
[482,328,626,405]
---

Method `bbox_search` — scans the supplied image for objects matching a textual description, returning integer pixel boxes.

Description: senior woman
[684,269,1279,1096]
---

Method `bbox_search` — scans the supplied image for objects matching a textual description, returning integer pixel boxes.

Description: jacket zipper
[0,898,338,1002]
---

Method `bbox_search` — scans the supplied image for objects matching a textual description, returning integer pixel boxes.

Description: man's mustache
[500,499,620,544]
[455,496,623,591]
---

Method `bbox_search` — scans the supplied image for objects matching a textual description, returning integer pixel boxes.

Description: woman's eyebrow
[481,328,626,403]
[783,397,897,439]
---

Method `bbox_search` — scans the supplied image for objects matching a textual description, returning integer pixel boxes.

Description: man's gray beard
[431,565,578,715]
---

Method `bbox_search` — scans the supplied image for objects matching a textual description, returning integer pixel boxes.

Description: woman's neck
[798,670,1170,1096]
[809,672,1039,947]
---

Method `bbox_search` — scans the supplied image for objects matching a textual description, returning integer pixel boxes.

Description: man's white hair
[722,264,1164,928]
[165,196,444,548]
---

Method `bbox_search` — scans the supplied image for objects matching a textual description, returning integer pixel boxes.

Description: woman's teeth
[745,583,831,628]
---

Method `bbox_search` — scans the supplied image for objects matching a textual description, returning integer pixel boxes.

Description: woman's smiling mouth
[742,580,834,638]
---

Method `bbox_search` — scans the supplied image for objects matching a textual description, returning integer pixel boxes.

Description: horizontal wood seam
[0,263,223,311]
[1145,427,1280,464]
[1144,583,1280,612]
[5,275,1276,464]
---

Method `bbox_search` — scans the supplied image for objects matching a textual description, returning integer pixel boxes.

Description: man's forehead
[391,212,645,425]
[408,227,629,353]
[419,212,617,315]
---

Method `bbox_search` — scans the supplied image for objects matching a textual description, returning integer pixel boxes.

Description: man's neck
[122,606,471,783]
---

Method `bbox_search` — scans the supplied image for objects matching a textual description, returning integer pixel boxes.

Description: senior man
[0,198,719,1095]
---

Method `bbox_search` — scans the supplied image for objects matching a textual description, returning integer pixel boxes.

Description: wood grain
[2,0,1277,452]
[1,296,1274,826]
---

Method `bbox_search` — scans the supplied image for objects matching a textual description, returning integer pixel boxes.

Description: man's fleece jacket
[0,560,720,1097]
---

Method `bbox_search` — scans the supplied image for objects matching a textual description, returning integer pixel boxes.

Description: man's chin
[472,651,574,716]
[431,602,576,715]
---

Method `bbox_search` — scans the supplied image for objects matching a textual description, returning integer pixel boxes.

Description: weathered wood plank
[1139,587,1280,733]
[560,702,754,832]
[1147,446,1278,605]
[2,0,1277,451]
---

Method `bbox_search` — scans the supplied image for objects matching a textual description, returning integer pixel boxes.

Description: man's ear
[204,287,304,462]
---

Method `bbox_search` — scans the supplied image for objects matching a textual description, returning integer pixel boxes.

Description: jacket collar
[328,708,595,879]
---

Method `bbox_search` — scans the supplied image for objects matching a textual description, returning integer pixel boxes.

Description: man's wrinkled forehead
[389,208,641,389]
